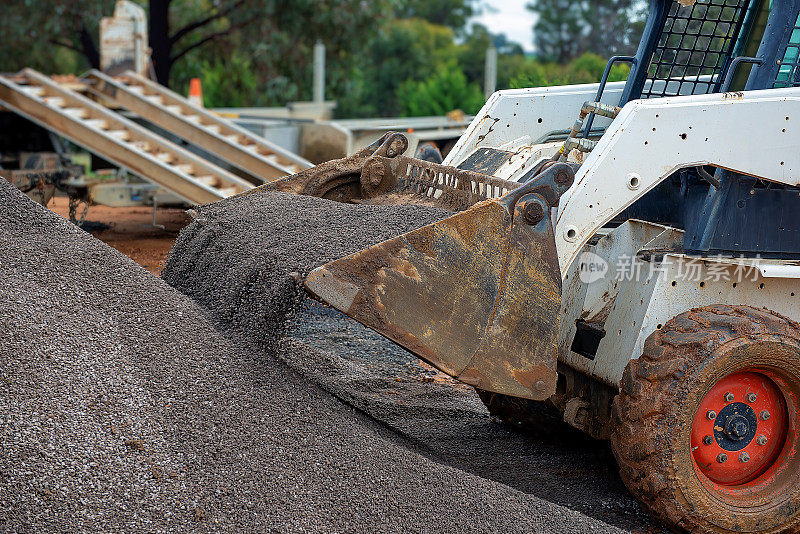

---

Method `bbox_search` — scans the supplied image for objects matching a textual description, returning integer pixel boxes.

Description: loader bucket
[305,163,575,400]
[238,132,523,209]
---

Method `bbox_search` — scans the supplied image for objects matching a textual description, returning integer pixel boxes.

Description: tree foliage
[398,0,480,30]
[340,18,460,117]
[527,0,648,63]
[0,0,115,73]
[0,0,649,118]
[398,66,484,116]
[509,52,630,89]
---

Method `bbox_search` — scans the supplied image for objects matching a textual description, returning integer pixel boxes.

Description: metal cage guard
[619,0,762,105]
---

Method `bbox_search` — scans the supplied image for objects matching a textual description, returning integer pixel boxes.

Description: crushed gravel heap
[162,189,452,350]
[0,181,625,532]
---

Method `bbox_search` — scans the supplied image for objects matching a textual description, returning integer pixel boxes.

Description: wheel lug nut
[760,410,771,421]
[703,435,714,446]
[747,392,757,403]
[706,410,717,420]
[724,392,735,402]
[739,452,750,463]
[757,435,768,446]
[717,453,728,463]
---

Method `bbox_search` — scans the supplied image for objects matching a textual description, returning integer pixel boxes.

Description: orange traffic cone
[188,78,203,107]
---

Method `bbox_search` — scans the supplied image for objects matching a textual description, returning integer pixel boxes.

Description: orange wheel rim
[691,371,788,486]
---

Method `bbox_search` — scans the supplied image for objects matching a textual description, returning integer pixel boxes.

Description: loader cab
[622,0,757,103]
[610,0,800,109]
[612,0,800,258]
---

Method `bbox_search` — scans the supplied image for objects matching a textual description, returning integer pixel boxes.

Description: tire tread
[611,305,800,533]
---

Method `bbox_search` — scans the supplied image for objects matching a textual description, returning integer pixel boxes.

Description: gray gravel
[0,180,626,532]
[284,304,664,532]
[163,187,649,531]
[161,189,452,352]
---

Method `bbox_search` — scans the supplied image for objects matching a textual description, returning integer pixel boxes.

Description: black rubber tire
[413,142,443,164]
[611,305,800,533]
[476,389,568,434]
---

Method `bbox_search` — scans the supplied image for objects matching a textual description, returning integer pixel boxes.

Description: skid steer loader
[241,0,800,531]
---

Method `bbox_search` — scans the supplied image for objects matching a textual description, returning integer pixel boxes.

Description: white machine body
[445,84,800,390]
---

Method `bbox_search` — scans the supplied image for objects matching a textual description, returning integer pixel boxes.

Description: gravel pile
[281,307,661,532]
[168,189,652,531]
[161,189,451,352]
[1,180,625,532]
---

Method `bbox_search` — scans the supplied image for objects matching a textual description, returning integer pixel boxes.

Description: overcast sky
[472,0,536,52]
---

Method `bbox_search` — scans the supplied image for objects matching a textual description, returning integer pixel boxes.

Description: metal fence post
[484,46,498,100]
[313,41,326,103]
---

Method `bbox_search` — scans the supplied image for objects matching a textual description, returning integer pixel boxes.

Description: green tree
[457,23,528,89]
[0,0,396,90]
[527,0,648,63]
[398,0,480,31]
[397,65,484,116]
[154,0,398,88]
[0,0,250,84]
[457,23,493,85]
[4,0,593,118]
[509,52,631,89]
[340,18,459,117]
[0,0,116,73]
[148,0,254,86]
[190,0,397,108]
[175,51,258,108]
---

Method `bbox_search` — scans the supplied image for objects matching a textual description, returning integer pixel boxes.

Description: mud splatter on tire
[611,305,800,533]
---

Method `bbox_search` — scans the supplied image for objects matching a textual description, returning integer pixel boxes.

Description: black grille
[774,14,800,88]
[642,0,750,99]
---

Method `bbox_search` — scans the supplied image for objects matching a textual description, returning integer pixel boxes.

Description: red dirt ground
[48,197,189,275]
